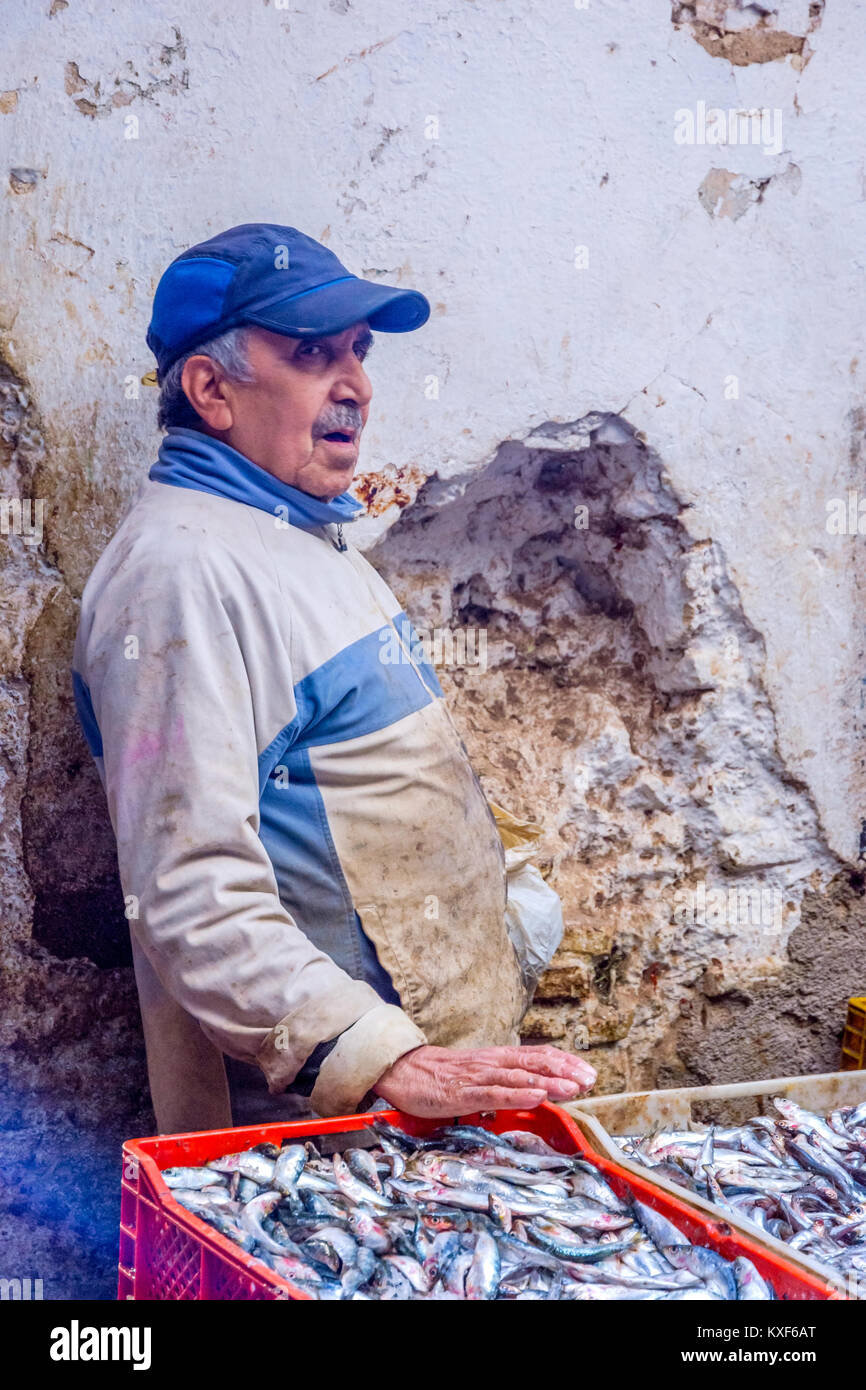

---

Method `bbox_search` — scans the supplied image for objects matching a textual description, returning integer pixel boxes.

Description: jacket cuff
[309,1004,426,1118]
[254,979,385,1093]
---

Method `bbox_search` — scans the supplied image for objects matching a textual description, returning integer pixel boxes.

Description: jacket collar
[149,427,365,533]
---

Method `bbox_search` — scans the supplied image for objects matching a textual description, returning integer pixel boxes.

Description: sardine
[465,1231,500,1299]
[163,1166,229,1191]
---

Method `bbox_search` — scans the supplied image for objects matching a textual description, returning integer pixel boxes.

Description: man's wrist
[371,1042,426,1099]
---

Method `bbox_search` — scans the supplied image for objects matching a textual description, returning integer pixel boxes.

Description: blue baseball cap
[146,222,430,378]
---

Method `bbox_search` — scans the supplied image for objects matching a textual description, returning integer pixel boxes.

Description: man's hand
[371,1043,596,1118]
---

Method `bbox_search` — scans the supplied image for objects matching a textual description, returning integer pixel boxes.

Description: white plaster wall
[2,0,865,861]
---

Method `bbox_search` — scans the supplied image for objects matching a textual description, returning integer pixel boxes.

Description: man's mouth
[319,429,358,452]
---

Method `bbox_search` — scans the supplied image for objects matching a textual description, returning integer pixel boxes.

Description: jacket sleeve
[80,535,425,1114]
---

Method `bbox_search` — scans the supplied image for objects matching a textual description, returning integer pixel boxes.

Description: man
[72,223,596,1133]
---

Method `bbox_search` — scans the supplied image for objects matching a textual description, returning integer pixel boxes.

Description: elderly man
[72,223,595,1134]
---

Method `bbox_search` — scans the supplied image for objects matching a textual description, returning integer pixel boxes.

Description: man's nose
[332,351,373,409]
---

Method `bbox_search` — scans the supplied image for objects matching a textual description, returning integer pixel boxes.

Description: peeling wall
[370,414,844,1092]
[1,0,865,1295]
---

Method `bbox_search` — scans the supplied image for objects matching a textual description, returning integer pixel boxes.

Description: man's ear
[181,355,234,432]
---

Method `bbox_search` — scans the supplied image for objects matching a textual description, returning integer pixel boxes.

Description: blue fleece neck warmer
[150,427,365,532]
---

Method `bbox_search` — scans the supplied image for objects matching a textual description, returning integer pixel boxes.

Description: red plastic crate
[118,1103,840,1301]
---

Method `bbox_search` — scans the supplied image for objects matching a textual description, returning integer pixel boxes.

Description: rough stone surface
[671,868,866,1087]
[0,0,864,1299]
[371,416,851,1094]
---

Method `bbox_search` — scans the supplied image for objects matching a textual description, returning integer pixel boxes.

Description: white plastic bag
[490,802,564,1006]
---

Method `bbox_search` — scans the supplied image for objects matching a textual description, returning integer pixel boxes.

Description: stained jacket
[72,427,524,1134]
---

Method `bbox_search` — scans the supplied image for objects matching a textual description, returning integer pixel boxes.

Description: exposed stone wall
[371,414,852,1095]
[0,357,149,1298]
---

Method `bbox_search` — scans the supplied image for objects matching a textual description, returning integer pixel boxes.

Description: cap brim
[242,275,430,337]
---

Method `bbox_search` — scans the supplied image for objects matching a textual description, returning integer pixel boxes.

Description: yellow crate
[841,996,866,1071]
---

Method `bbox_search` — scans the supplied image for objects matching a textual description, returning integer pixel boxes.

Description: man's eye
[298,344,326,359]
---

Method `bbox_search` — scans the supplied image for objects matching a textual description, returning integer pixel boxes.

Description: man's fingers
[456,1085,547,1114]
[543,1076,588,1099]
[488,1067,558,1091]
[497,1045,596,1083]
[454,1048,596,1100]
[483,1067,585,1099]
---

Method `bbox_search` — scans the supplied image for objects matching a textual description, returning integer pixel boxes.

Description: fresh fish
[498,1130,570,1159]
[564,1282,658,1301]
[382,1254,432,1294]
[240,1191,288,1256]
[169,1186,237,1214]
[569,1166,630,1213]
[434,1124,525,1151]
[465,1231,500,1299]
[661,1244,737,1301]
[444,1250,474,1296]
[340,1246,378,1299]
[774,1099,850,1152]
[615,1095,866,1281]
[296,1169,339,1195]
[301,1190,343,1219]
[331,1152,391,1210]
[267,1251,334,1289]
[470,1144,574,1174]
[347,1206,392,1254]
[372,1260,415,1300]
[703,1166,732,1211]
[732,1256,775,1300]
[527,1221,637,1264]
[631,1200,689,1249]
[162,1122,783,1300]
[782,1135,861,1199]
[273,1144,306,1196]
[471,1165,569,1196]
[422,1230,464,1284]
[698,1126,715,1177]
[487,1193,513,1233]
[663,1287,725,1301]
[309,1224,358,1270]
[378,1151,406,1181]
[371,1120,436,1153]
[242,1152,279,1183]
[236,1176,260,1204]
[346,1147,385,1194]
[163,1166,229,1191]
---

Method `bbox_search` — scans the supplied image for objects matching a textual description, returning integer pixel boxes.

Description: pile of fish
[612,1097,866,1282]
[162,1121,774,1300]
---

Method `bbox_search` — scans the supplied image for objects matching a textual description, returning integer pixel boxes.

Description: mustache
[313,406,364,439]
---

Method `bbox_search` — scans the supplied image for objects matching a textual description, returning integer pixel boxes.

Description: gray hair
[157,326,255,431]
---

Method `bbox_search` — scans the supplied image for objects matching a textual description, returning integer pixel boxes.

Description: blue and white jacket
[72,428,523,1133]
